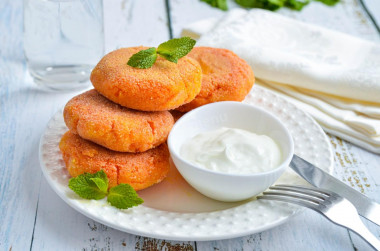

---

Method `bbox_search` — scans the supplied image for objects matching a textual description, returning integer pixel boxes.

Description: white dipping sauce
[180,127,282,174]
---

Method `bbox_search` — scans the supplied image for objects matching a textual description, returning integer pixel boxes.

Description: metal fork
[257,185,380,250]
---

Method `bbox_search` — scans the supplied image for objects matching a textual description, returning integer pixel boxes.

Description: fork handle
[344,216,380,250]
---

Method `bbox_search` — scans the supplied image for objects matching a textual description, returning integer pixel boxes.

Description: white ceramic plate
[39,85,334,241]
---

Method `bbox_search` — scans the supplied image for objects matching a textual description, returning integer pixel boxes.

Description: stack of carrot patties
[60,46,202,191]
[59,46,255,191]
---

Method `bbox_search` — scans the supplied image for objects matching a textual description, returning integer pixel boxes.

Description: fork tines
[257,185,338,210]
[258,185,380,250]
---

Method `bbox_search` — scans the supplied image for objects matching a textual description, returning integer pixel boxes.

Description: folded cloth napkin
[182,9,380,153]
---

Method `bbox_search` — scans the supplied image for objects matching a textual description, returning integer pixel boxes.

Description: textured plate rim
[39,85,334,241]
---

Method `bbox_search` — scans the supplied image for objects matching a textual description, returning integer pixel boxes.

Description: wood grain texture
[196,213,355,250]
[1,0,379,250]
[329,135,380,250]
[362,0,380,29]
[0,0,72,250]
[32,179,138,250]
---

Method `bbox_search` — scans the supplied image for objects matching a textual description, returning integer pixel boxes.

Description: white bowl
[168,101,294,202]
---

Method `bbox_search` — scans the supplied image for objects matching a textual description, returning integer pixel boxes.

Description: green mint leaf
[285,0,310,10]
[157,37,196,63]
[90,170,109,193]
[107,184,144,209]
[200,0,228,10]
[314,0,339,6]
[94,169,109,183]
[68,170,108,200]
[90,178,108,193]
[235,0,285,10]
[127,47,157,69]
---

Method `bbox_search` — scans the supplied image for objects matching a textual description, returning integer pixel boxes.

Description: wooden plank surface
[0,0,74,250]
[0,0,379,250]
[330,136,380,250]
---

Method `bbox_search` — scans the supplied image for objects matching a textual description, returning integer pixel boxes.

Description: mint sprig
[69,170,144,209]
[285,0,310,10]
[68,170,108,200]
[203,0,338,11]
[314,0,339,6]
[127,47,158,69]
[157,37,197,63]
[201,0,228,10]
[127,37,196,69]
[235,0,284,10]
[107,184,144,209]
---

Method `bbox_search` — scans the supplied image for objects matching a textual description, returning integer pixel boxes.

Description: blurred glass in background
[24,0,104,91]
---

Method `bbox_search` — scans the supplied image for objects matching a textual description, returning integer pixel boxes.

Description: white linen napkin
[182,9,380,153]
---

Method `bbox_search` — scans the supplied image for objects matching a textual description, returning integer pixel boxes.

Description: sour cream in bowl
[168,101,294,202]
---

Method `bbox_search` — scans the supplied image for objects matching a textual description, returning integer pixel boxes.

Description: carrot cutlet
[91,46,202,111]
[59,131,170,190]
[176,47,255,112]
[64,89,174,153]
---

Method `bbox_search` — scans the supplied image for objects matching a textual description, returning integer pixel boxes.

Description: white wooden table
[1,0,379,250]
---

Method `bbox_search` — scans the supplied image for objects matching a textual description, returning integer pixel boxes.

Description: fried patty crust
[59,131,170,190]
[91,47,202,111]
[177,47,255,112]
[64,90,174,152]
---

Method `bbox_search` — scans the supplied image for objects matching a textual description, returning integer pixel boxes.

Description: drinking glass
[24,0,104,91]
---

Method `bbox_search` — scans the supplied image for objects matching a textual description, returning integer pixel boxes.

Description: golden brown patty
[176,47,255,112]
[63,89,174,152]
[90,46,202,111]
[59,131,170,190]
